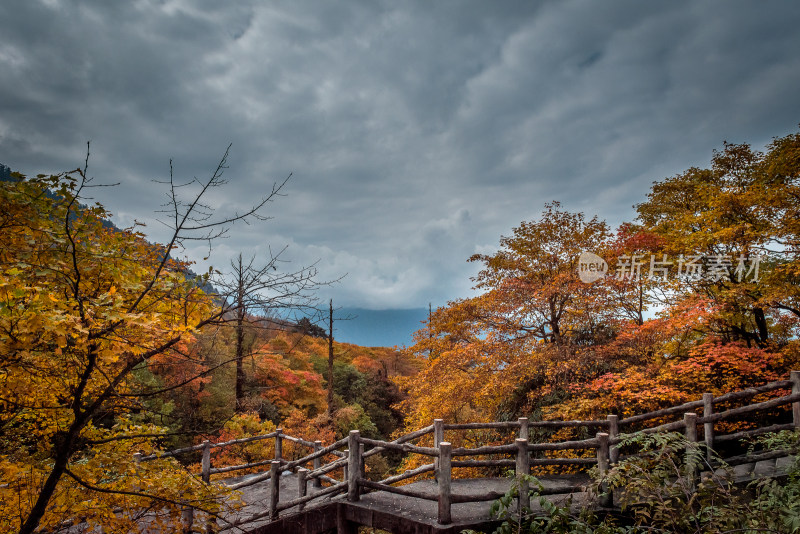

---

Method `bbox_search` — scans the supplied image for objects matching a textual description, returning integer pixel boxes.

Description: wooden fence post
[275,428,283,463]
[201,440,211,483]
[434,419,444,482]
[791,371,800,429]
[313,440,322,488]
[438,442,452,525]
[515,438,530,515]
[596,432,611,507]
[269,460,280,521]
[359,442,365,495]
[684,413,698,490]
[703,393,714,461]
[606,415,619,464]
[518,417,529,441]
[297,468,308,511]
[347,430,360,502]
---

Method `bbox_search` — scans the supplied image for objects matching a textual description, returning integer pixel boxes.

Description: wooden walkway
[227,473,592,533]
[134,371,800,533]
[225,452,798,534]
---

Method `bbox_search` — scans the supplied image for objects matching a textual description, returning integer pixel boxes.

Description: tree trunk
[20,385,93,533]
[235,255,246,411]
[19,437,72,534]
[753,306,769,345]
[327,299,334,419]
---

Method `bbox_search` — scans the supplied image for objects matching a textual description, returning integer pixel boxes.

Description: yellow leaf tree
[0,147,289,533]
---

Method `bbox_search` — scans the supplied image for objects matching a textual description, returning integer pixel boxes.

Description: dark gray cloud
[2,0,799,309]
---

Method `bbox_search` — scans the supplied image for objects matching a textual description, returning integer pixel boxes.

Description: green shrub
[467,430,800,534]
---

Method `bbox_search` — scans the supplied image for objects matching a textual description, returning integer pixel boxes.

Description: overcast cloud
[2,0,799,310]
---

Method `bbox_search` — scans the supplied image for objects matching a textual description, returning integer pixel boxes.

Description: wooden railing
[139,370,800,530]
[135,428,351,530]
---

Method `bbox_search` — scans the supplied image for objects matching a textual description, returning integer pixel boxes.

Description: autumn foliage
[0,169,228,532]
[3,129,800,531]
[396,130,800,461]
[0,160,417,532]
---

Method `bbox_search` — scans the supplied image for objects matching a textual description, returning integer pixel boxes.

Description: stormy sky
[2,0,800,313]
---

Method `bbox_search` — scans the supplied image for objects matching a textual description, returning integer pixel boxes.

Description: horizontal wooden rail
[529,437,599,451]
[712,380,793,404]
[619,400,704,426]
[209,458,285,475]
[362,424,434,459]
[448,456,597,469]
[291,436,349,464]
[450,444,517,456]
[282,448,348,473]
[443,419,607,430]
[377,463,435,485]
[531,457,596,466]
[443,417,602,450]
[619,380,793,427]
[529,420,608,428]
[358,436,439,457]
[281,434,316,447]
[610,389,798,448]
[221,436,349,489]
[210,431,280,449]
[451,459,516,468]
[714,423,795,444]
[699,391,800,424]
[208,433,350,479]
[138,429,332,463]
[275,482,347,513]
[304,457,349,480]
[444,421,519,430]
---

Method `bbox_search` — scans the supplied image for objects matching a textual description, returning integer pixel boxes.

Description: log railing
[350,418,609,524]
[136,371,800,530]
[136,428,352,531]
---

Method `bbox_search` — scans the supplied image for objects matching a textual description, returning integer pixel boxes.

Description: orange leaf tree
[397,129,800,448]
[396,203,633,432]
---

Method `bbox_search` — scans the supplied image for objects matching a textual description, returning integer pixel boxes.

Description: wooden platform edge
[240,501,503,534]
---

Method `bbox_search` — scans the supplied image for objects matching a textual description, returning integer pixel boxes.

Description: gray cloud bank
[2,0,799,309]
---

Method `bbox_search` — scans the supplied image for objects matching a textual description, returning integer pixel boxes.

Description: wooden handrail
[362,424,434,459]
[358,436,440,456]
[136,371,800,527]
